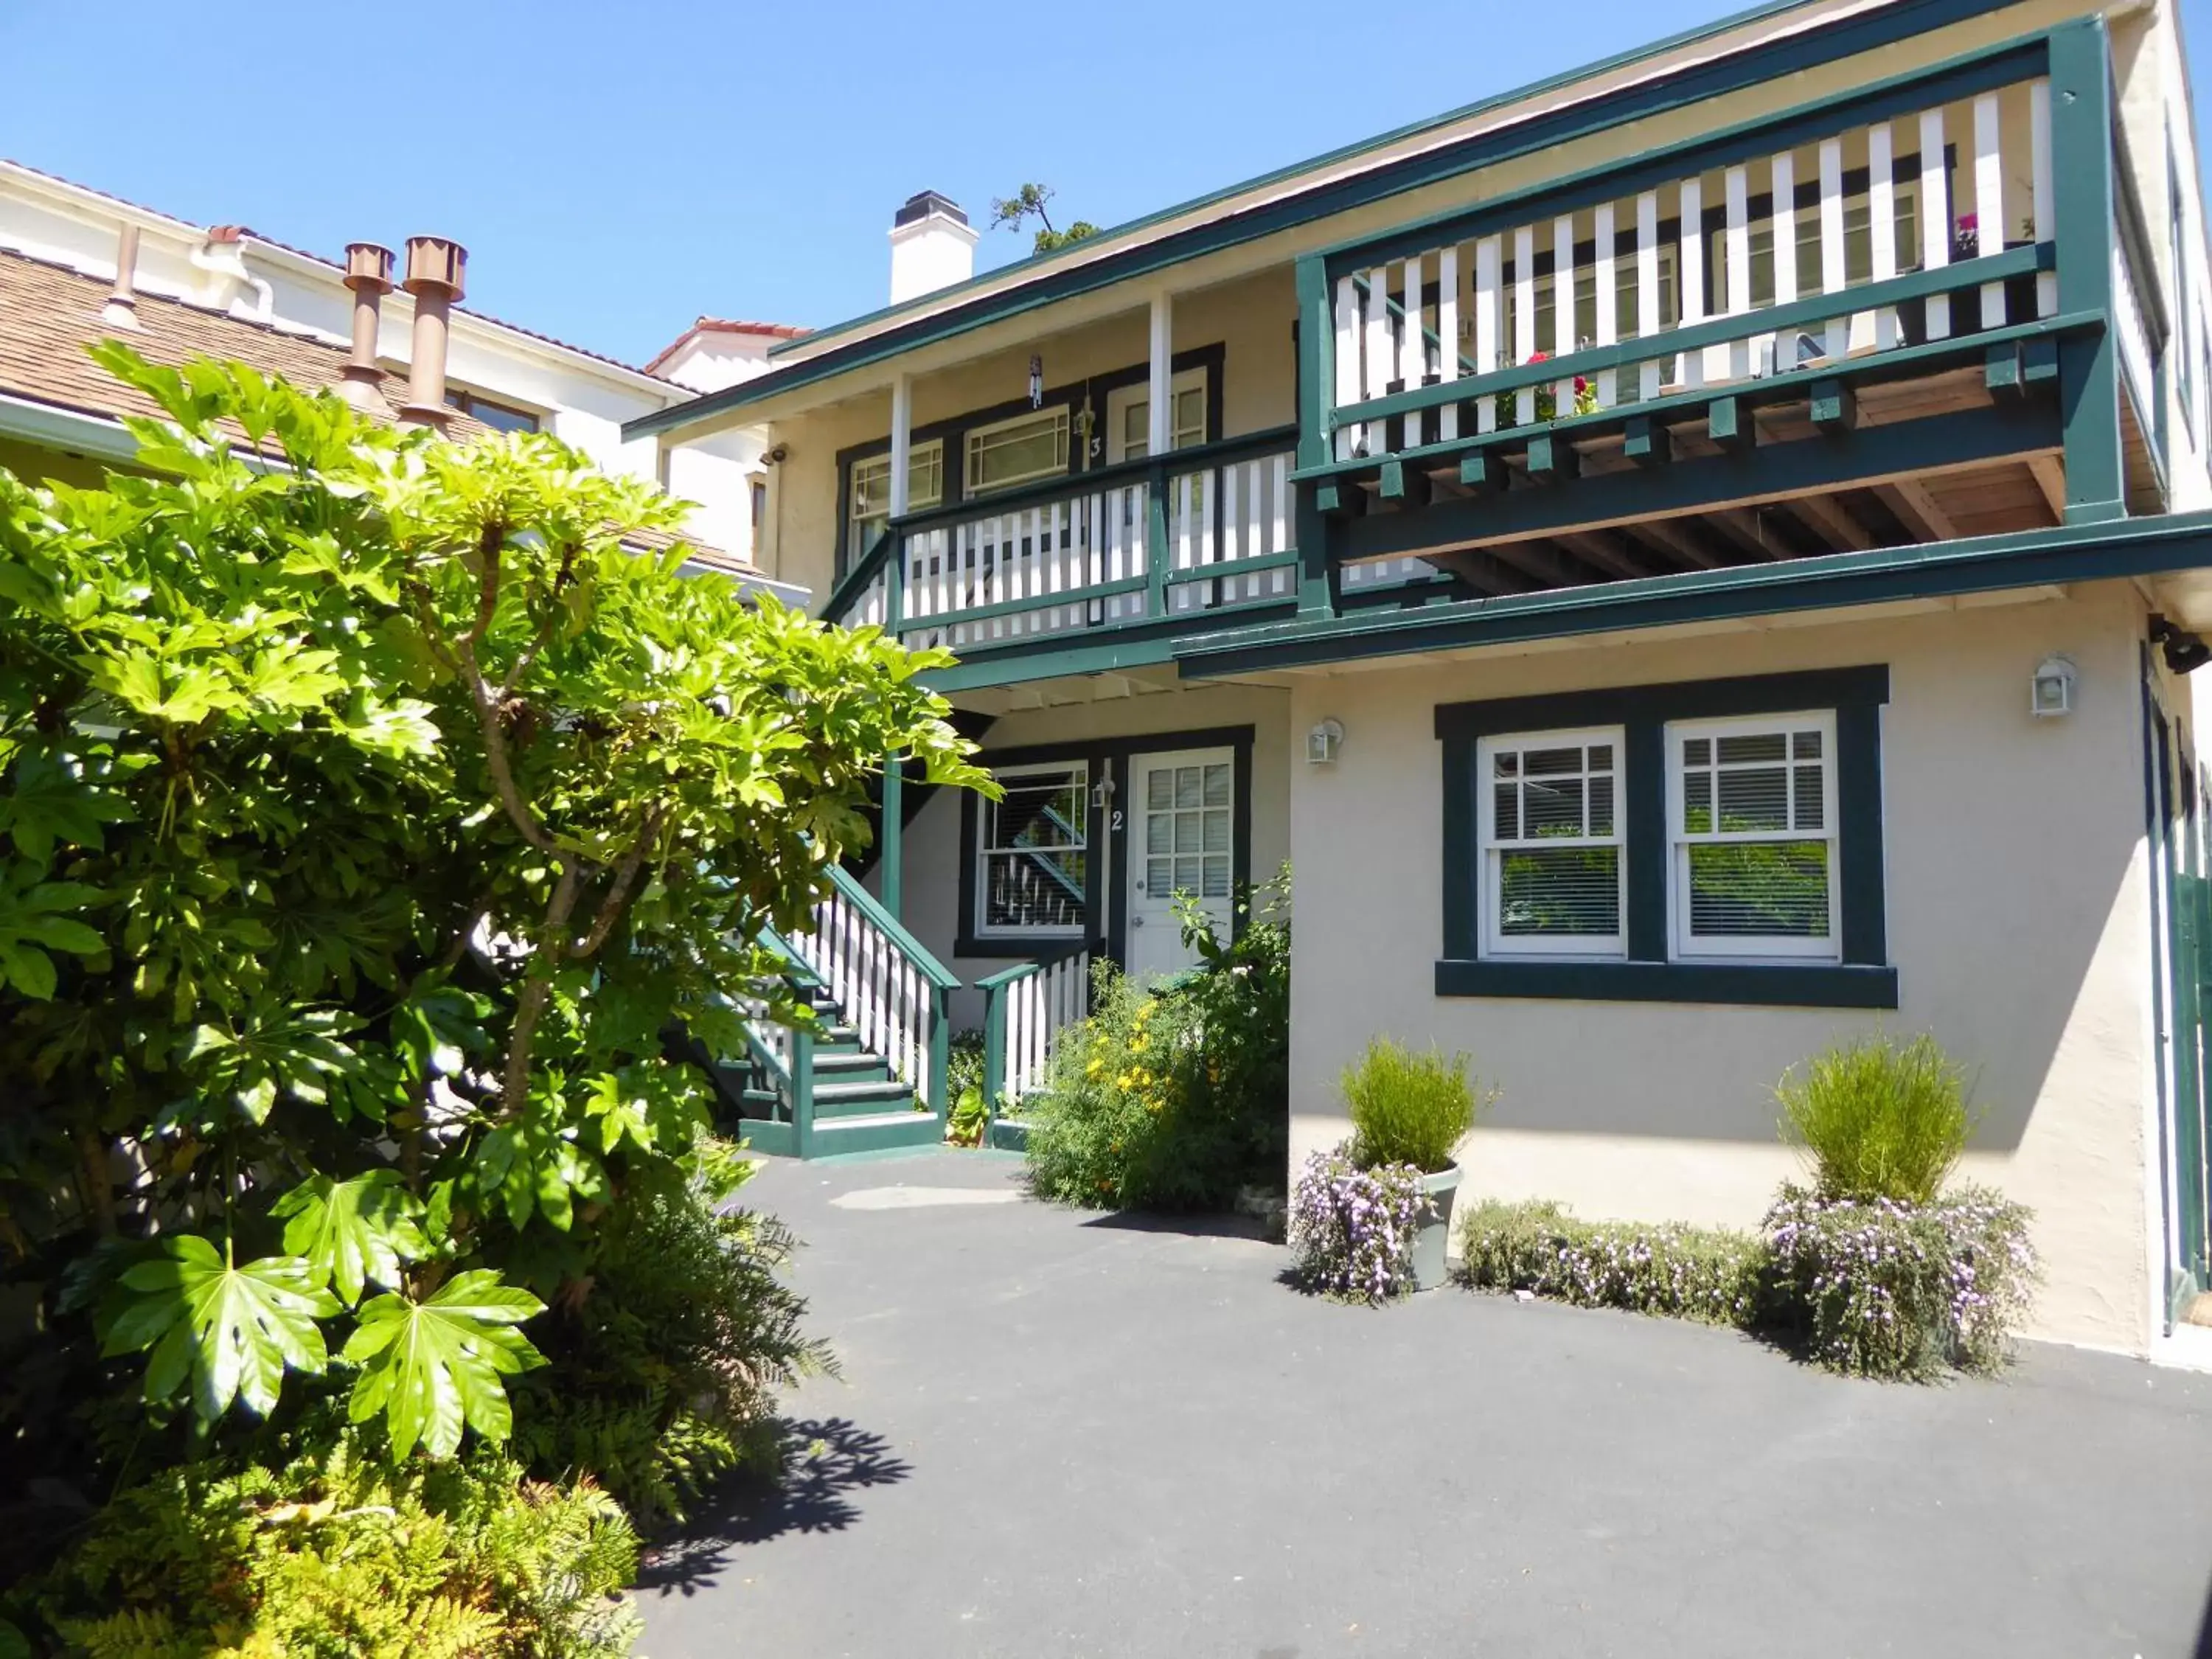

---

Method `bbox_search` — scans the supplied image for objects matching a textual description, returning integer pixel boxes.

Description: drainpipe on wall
[100,224,140,330]
[397,235,467,431]
[335,243,394,410]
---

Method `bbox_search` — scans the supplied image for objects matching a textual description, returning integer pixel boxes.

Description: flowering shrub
[1762,1183,2039,1380]
[1458,1200,1765,1328]
[1493,351,1602,427]
[1288,1147,1427,1302]
[1023,869,1290,1211]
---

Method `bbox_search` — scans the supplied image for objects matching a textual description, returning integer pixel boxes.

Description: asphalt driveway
[639,1150,2212,1658]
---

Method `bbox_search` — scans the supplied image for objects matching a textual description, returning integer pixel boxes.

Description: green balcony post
[928,984,951,1134]
[792,1021,815,1160]
[1295,251,1340,619]
[880,750,904,921]
[2048,16,2125,525]
[982,979,1009,1125]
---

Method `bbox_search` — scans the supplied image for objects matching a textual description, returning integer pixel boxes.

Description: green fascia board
[1318,32,2045,279]
[920,601,1299,690]
[621,0,2023,443]
[1343,400,2059,560]
[1318,251,2056,441]
[1174,509,2212,676]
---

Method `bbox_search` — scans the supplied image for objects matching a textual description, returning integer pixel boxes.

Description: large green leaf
[342,1270,546,1459]
[271,1170,429,1305]
[98,1235,341,1422]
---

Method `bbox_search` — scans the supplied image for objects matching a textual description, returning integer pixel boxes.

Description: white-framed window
[1666,712,1839,961]
[1477,728,1626,958]
[975,763,1089,936]
[1107,367,1208,462]
[964,408,1069,495]
[847,441,944,565]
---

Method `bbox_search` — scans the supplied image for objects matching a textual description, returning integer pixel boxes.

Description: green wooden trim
[2050,15,2125,526]
[1294,309,2093,487]
[791,1022,816,1160]
[1321,33,2045,279]
[822,526,896,633]
[928,986,950,1133]
[1435,666,1891,1005]
[1177,510,2212,678]
[1433,959,1899,1007]
[902,574,1152,632]
[1343,400,2058,561]
[981,975,1009,1114]
[822,863,961,989]
[624,0,2028,443]
[919,604,1300,689]
[1322,248,2052,438]
[880,754,904,920]
[740,1119,798,1158]
[1162,552,1301,587]
[975,724,1259,770]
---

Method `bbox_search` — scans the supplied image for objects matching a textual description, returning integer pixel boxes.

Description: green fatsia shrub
[14,1420,640,1659]
[0,348,986,1489]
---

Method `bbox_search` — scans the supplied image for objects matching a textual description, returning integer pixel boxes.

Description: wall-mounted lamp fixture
[1307,719,1344,765]
[2154,615,2212,675]
[1028,354,1044,410]
[1091,776,1116,809]
[2031,655,2076,719]
[763,443,790,465]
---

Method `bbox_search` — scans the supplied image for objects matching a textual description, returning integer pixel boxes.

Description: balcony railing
[824,428,1312,650]
[1291,26,2135,553]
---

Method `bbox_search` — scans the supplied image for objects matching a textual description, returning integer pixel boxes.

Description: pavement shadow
[636,1416,911,1597]
[1079,1210,1276,1242]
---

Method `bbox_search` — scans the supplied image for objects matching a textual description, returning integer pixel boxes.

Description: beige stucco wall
[1282,582,2159,1354]
[876,679,1293,1030]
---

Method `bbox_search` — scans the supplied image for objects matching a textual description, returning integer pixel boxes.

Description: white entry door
[1127,747,1235,983]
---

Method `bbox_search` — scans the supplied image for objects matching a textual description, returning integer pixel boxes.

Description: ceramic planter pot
[1409,1163,1463,1291]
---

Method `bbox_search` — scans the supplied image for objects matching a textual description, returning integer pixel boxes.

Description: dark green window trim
[954,724,1254,964]
[832,343,1226,579]
[1436,666,1895,1009]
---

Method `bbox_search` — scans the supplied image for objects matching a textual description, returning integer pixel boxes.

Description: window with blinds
[1478,729,1626,957]
[1668,714,1839,959]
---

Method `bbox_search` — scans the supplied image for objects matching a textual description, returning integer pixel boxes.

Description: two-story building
[636,0,2212,1363]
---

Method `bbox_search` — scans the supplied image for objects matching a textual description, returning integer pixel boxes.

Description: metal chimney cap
[894,191,967,229]
[401,235,468,302]
[344,242,394,291]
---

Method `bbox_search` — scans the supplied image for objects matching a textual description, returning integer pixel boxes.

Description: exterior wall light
[2031,655,2076,719]
[1307,719,1345,765]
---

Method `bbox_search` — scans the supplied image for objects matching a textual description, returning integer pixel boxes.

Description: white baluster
[1723,165,1751,381]
[1771,151,1798,372]
[1400,254,1425,450]
[1333,275,1360,460]
[1869,124,1897,350]
[1921,107,1950,340]
[1637,191,1661,400]
[1553,214,1576,413]
[1437,244,1461,440]
[1475,235,1502,433]
[1679,177,1705,389]
[1269,453,1290,594]
[1820,137,1848,361]
[1594,203,1617,406]
[1513,225,1537,425]
[1975,91,2005,327]
[1363,265,1390,453]
[2031,79,2056,317]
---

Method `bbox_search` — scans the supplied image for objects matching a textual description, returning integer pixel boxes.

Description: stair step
[811,1079,919,1119]
[813,1051,892,1083]
[807,1110,946,1155]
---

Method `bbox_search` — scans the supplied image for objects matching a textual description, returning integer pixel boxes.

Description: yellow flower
[1146,1099,1164,1115]
[1130,1036,1149,1053]
[1087,1057,1104,1077]
[1116,1071,1134,1089]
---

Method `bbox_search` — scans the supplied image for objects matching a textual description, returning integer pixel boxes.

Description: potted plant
[1342,1037,1487,1290]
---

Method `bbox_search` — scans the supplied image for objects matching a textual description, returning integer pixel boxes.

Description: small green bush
[1344,1037,1483,1174]
[1777,1032,1974,1204]
[1024,869,1290,1211]
[1458,1200,1766,1327]
[1763,1183,2039,1380]
[15,1420,641,1659]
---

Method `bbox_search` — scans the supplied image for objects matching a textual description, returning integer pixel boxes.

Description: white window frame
[847,439,943,563]
[974,761,1091,940]
[964,407,1070,496]
[1106,366,1209,463]
[1476,726,1628,960]
[1666,711,1840,963]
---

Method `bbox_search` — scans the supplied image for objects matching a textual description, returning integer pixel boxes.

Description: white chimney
[888,191,978,305]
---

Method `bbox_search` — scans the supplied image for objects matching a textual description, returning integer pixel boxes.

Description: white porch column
[1147,291,1173,455]
[888,372,913,517]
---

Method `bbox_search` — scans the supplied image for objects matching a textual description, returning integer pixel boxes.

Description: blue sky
[5,0,2210,369]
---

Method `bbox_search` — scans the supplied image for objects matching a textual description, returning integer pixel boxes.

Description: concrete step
[808,1110,946,1155]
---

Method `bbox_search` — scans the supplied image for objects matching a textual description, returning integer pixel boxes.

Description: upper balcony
[635,7,2208,687]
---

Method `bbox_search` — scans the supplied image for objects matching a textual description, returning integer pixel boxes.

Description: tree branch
[468,520,504,648]
[499,540,579,701]
[501,855,580,1116]
[574,810,664,961]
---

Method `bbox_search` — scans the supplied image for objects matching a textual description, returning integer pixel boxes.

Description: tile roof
[644,315,810,375]
[0,246,757,574]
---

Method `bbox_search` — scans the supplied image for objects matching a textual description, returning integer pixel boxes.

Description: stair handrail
[978,939,1093,1122]
[716,957,821,1158]
[821,863,961,988]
